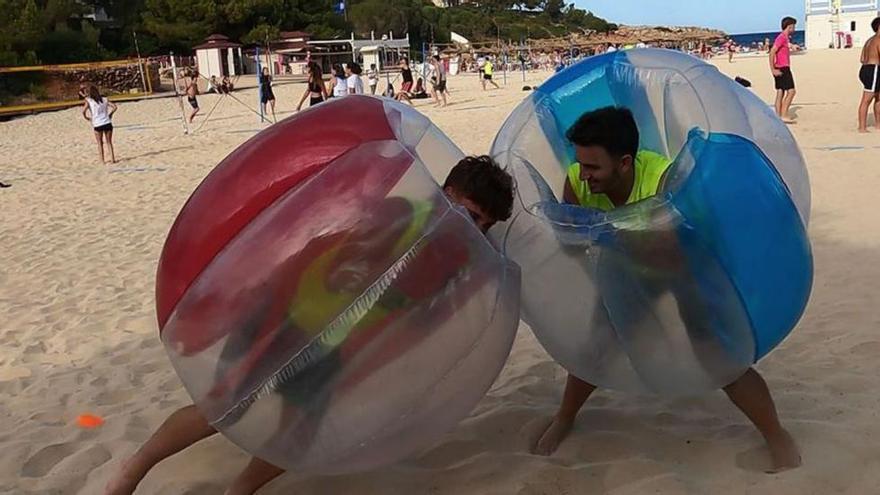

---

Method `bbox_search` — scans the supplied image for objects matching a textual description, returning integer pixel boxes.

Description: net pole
[169,52,190,134]
[133,30,147,93]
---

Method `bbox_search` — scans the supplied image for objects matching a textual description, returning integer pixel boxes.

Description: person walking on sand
[481,58,500,91]
[296,62,328,111]
[399,57,414,95]
[82,85,118,164]
[857,17,880,133]
[770,17,798,124]
[184,74,200,123]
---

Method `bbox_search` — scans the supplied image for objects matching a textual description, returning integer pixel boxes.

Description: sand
[1,47,879,494]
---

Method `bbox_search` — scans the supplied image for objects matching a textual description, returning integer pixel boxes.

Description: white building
[805,0,879,49]
[193,34,244,79]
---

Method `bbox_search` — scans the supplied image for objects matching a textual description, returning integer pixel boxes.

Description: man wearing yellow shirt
[535,107,801,473]
[482,58,501,91]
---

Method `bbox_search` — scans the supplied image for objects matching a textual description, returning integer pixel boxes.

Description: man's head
[872,16,880,33]
[443,155,514,233]
[566,106,639,196]
[781,17,797,34]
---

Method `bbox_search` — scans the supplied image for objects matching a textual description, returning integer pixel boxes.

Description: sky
[574,0,806,34]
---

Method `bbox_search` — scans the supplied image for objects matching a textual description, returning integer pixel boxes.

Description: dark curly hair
[443,155,514,222]
[872,16,879,33]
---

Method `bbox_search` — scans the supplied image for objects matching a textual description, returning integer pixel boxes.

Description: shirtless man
[184,74,200,123]
[857,17,880,133]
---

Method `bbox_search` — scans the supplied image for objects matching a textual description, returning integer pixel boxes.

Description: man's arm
[82,101,91,122]
[769,45,782,76]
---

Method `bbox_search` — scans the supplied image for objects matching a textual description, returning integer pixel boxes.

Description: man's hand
[772,68,783,77]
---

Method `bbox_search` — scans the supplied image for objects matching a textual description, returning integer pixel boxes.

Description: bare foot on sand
[782,118,797,124]
[103,458,143,495]
[531,416,574,456]
[765,428,802,473]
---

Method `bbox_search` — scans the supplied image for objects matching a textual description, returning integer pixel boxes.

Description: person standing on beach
[532,107,802,474]
[259,67,276,122]
[857,17,880,133]
[346,62,365,95]
[366,63,379,95]
[770,17,798,124]
[82,85,118,164]
[327,64,348,99]
[431,56,448,107]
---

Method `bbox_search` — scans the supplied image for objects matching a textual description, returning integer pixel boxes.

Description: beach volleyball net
[0,58,157,116]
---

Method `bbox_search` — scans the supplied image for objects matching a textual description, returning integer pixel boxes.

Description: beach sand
[1,48,879,494]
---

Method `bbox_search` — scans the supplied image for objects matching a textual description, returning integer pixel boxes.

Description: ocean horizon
[730,30,805,47]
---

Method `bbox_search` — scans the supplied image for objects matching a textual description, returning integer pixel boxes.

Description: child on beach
[532,107,801,474]
[82,85,118,164]
[104,156,515,495]
[857,17,880,133]
[770,17,798,124]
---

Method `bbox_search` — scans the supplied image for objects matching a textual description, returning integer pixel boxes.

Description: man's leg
[105,405,217,495]
[873,94,879,129]
[723,368,801,473]
[781,88,797,122]
[858,92,874,132]
[533,373,597,455]
[774,89,785,118]
[225,457,285,495]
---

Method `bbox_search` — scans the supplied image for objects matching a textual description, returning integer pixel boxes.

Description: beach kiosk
[194,34,244,79]
[806,0,880,49]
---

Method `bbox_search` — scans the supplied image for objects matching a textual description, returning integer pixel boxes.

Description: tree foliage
[0,0,614,66]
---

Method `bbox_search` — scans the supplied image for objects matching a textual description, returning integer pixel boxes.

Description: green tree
[142,0,220,52]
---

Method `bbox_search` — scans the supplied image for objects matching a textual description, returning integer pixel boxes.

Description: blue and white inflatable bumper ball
[490,49,813,395]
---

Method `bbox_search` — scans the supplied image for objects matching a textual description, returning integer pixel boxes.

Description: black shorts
[483,74,493,81]
[309,96,324,107]
[261,89,275,103]
[434,80,447,92]
[93,123,113,133]
[859,64,879,93]
[188,96,199,109]
[774,67,795,91]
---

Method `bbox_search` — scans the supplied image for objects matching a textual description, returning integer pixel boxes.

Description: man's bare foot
[782,118,796,124]
[103,457,145,495]
[765,428,801,473]
[532,416,574,456]
[858,128,870,133]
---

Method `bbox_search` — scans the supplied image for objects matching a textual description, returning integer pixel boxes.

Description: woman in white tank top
[81,85,118,164]
[327,64,348,98]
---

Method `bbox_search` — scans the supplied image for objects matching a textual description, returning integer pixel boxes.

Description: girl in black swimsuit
[259,67,276,122]
[297,62,328,111]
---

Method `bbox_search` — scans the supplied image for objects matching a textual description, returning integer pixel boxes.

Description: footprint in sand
[20,443,78,478]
